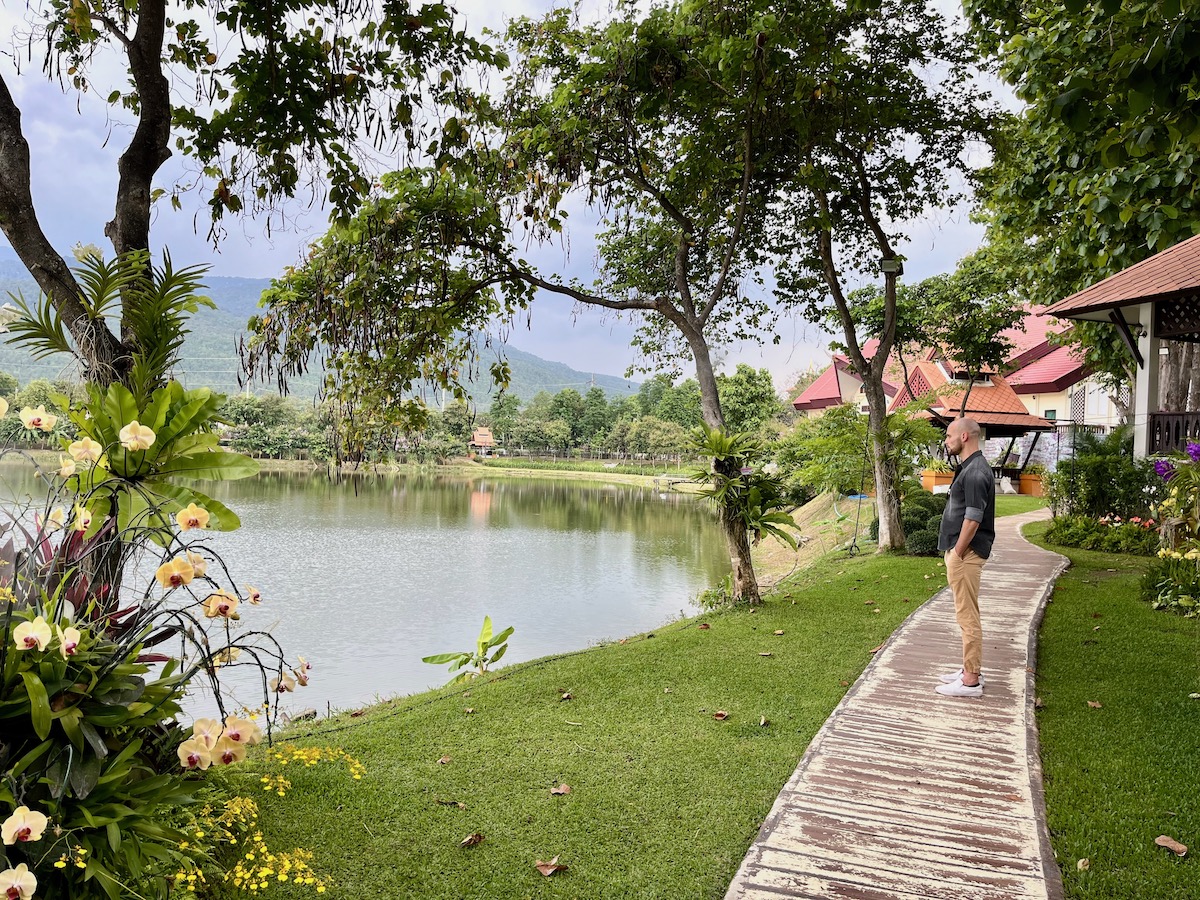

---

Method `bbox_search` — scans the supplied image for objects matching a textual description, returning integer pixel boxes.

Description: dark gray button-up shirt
[937,450,996,559]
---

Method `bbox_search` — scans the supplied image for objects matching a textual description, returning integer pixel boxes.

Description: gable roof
[469,426,496,447]
[792,363,845,411]
[1006,344,1088,394]
[889,360,1053,434]
[1045,232,1200,320]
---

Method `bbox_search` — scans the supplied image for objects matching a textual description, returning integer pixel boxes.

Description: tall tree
[248,0,989,593]
[717,364,779,434]
[0,1,497,387]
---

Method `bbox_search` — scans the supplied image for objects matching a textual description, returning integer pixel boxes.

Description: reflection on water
[0,462,728,715]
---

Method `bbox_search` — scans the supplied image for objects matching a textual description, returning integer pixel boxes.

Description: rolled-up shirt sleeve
[963,470,991,522]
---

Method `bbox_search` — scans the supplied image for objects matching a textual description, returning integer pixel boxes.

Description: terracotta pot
[1018,474,1044,497]
[921,470,954,492]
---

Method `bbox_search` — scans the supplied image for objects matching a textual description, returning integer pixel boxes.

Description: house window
[1044,409,1056,420]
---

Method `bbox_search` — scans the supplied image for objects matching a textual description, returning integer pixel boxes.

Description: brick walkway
[726,509,1068,900]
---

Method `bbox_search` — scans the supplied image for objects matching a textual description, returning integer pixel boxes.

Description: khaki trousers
[945,548,987,674]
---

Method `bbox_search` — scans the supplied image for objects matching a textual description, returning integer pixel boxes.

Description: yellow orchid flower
[118,419,156,451]
[57,455,76,478]
[68,436,103,462]
[154,556,195,590]
[202,590,239,619]
[177,738,213,770]
[211,646,242,668]
[72,505,92,533]
[245,585,263,604]
[19,405,56,432]
[13,616,51,651]
[270,672,296,693]
[213,735,248,765]
[0,863,36,900]
[176,502,210,531]
[43,507,66,531]
[223,715,263,746]
[56,625,81,658]
[1,806,49,845]
[192,717,223,750]
[186,550,209,578]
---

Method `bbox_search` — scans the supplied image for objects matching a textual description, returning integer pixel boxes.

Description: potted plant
[921,457,954,492]
[1019,462,1048,496]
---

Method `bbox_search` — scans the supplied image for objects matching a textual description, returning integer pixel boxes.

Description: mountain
[0,257,638,404]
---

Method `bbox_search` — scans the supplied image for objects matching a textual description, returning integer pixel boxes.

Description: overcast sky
[0,1,990,391]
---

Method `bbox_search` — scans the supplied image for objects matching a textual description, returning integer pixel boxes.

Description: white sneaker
[936,679,984,698]
[938,669,985,685]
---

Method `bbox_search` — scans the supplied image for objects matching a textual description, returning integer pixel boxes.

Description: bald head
[945,416,981,457]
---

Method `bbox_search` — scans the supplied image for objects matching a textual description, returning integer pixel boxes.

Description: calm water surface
[0,463,728,715]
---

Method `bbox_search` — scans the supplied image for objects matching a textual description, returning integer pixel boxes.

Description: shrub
[1045,427,1164,518]
[1140,555,1200,616]
[906,528,941,556]
[1044,514,1160,556]
[869,517,880,541]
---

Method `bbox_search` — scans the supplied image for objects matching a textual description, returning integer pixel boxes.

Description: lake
[0,461,728,717]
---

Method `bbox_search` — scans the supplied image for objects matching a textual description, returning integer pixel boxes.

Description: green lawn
[234,552,946,899]
[994,494,1048,517]
[1027,521,1199,899]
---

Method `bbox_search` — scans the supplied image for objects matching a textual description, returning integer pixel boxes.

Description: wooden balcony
[1149,412,1200,454]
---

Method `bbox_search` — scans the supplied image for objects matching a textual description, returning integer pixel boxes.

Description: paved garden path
[726,508,1068,900]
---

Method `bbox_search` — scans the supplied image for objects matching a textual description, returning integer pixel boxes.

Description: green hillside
[0,263,638,405]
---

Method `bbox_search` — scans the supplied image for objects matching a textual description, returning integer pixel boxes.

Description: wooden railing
[1150,412,1200,453]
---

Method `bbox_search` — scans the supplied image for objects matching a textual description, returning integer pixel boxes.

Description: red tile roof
[1046,232,1200,317]
[1006,344,1088,394]
[1003,307,1065,368]
[792,363,844,411]
[890,361,1053,432]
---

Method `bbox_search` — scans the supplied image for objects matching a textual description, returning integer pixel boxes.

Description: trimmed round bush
[906,528,941,557]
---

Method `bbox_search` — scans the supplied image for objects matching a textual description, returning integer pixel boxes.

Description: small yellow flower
[68,436,103,462]
[118,420,156,451]
[13,616,51,651]
[187,550,209,579]
[155,556,195,590]
[202,590,239,619]
[19,405,56,432]
[213,736,248,766]
[44,507,66,531]
[1,806,49,845]
[176,502,210,531]
[211,646,242,668]
[177,737,213,770]
[72,505,92,533]
[56,625,81,658]
[57,455,76,478]
[245,585,263,605]
[0,862,37,900]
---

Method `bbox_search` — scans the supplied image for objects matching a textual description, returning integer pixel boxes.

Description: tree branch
[845,152,899,380]
[94,13,133,49]
[700,114,755,325]
[814,184,872,382]
[0,73,124,382]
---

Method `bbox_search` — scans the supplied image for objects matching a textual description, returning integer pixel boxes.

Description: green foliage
[59,381,259,546]
[1140,556,1200,616]
[1044,428,1164,519]
[905,529,941,557]
[690,424,798,551]
[422,616,515,684]
[716,365,780,435]
[1045,514,1161,556]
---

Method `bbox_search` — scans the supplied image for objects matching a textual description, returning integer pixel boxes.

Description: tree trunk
[862,379,904,551]
[1161,342,1191,411]
[683,322,762,605]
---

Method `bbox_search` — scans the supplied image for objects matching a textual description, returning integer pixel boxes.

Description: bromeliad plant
[422,616,515,684]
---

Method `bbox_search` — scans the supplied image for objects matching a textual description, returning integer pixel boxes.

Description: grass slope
[1027,521,1199,899]
[239,551,946,899]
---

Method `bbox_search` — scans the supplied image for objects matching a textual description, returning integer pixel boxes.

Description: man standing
[935,416,995,698]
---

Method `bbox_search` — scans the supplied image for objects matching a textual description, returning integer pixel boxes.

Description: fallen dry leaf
[713,710,730,720]
[464,707,476,714]
[460,833,485,848]
[773,629,785,636]
[550,784,571,796]
[560,692,573,701]
[698,623,711,630]
[350,710,365,718]
[1003,793,1022,802]
[872,608,881,614]
[1086,700,1103,709]
[663,687,673,693]
[1034,696,1045,709]
[535,856,568,877]
[869,642,885,654]
[564,721,583,726]
[435,798,467,809]
[759,651,773,657]
[840,680,850,687]
[1155,835,1188,857]
[1190,693,1200,700]
[863,599,875,605]
[759,716,768,727]
[1076,858,1090,871]
[618,638,627,645]
[462,691,472,697]
[1093,625,1101,631]
[437,755,451,765]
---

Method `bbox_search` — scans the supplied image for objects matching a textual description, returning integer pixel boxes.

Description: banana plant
[422,616,514,684]
[55,380,258,546]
